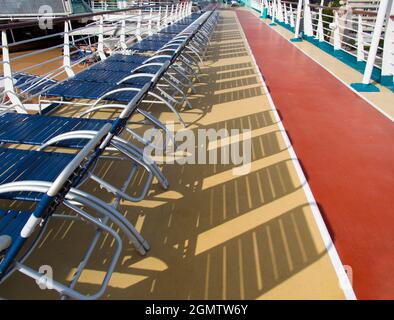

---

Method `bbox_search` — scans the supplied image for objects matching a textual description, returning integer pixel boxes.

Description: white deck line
[235,10,357,300]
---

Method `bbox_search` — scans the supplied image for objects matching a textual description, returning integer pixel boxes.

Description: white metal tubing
[1,30,25,113]
[289,4,295,27]
[357,14,365,62]
[381,0,394,78]
[120,12,127,50]
[284,3,289,24]
[63,21,75,78]
[333,11,341,50]
[294,0,303,38]
[303,0,313,37]
[362,0,390,84]
[98,16,106,60]
[317,7,323,41]
[277,0,284,22]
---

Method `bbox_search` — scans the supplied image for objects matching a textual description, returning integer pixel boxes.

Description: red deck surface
[236,10,394,299]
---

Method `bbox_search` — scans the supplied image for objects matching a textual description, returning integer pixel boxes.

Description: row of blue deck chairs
[0,9,219,299]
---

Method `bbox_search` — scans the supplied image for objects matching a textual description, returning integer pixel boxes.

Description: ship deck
[0,7,393,300]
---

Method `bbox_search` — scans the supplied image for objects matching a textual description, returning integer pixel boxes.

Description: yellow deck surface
[0,11,347,299]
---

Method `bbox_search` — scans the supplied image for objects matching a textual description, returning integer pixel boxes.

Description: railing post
[1,30,25,113]
[317,6,324,41]
[291,0,303,41]
[351,0,391,91]
[356,14,365,63]
[277,0,284,22]
[148,8,153,36]
[170,5,174,23]
[269,0,277,26]
[98,15,106,60]
[174,4,179,22]
[157,6,162,30]
[164,5,169,25]
[182,2,186,18]
[332,10,341,50]
[303,0,313,37]
[63,21,75,77]
[136,9,142,41]
[120,12,127,50]
[284,2,289,25]
[289,3,295,28]
[381,0,394,86]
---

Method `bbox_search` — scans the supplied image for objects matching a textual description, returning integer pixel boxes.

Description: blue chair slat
[131,40,168,52]
[0,113,111,148]
[159,26,187,34]
[107,54,147,64]
[107,85,142,102]
[73,69,131,83]
[176,18,199,25]
[0,210,31,247]
[0,148,75,201]
[143,34,174,42]
[45,80,118,100]
[90,60,139,72]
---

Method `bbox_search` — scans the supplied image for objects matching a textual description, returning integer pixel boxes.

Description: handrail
[0,4,159,32]
[308,4,341,11]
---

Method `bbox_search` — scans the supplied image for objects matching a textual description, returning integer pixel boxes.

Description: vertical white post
[174,4,179,22]
[98,15,106,60]
[290,4,295,27]
[170,5,174,23]
[63,21,75,77]
[284,2,289,24]
[317,7,324,41]
[182,2,186,18]
[260,0,264,17]
[1,30,25,113]
[164,5,169,25]
[294,0,303,38]
[303,0,313,37]
[277,0,283,22]
[333,11,341,50]
[157,6,161,30]
[380,0,394,83]
[136,9,142,41]
[271,0,277,24]
[120,12,127,50]
[148,8,153,35]
[357,14,365,62]
[362,0,390,84]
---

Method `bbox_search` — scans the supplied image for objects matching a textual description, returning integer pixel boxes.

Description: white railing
[0,1,193,112]
[252,0,394,91]
[89,1,180,12]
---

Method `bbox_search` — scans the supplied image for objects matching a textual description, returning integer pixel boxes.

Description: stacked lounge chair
[0,7,219,299]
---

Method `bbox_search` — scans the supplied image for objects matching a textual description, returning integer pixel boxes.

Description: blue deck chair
[0,83,169,203]
[0,124,149,299]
